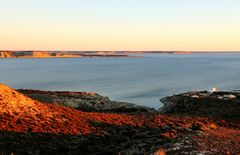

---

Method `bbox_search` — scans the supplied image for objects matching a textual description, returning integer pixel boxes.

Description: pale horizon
[1,0,240,51]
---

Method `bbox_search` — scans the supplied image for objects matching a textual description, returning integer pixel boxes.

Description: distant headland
[0,51,132,58]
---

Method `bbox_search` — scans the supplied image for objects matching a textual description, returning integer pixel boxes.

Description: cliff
[0,51,13,58]
[0,51,130,58]
[32,51,51,57]
[12,51,83,58]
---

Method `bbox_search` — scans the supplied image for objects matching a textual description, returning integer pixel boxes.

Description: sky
[0,0,240,51]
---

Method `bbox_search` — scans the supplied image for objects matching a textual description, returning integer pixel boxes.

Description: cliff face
[0,51,13,58]
[32,51,51,57]
[0,51,130,58]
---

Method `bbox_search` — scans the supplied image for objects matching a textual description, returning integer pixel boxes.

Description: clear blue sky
[0,0,240,51]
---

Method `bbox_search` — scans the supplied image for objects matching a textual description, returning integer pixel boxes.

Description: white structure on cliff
[211,87,217,93]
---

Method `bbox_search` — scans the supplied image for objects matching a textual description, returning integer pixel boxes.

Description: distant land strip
[1,50,240,58]
[0,51,134,58]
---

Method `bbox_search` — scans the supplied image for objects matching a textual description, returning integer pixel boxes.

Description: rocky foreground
[0,84,240,154]
[18,89,153,113]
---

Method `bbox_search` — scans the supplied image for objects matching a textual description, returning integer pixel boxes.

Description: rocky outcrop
[159,91,240,154]
[0,84,240,154]
[0,51,13,58]
[0,83,220,154]
[160,91,240,121]
[0,83,100,135]
[18,89,153,112]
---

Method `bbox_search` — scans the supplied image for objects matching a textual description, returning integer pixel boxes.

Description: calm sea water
[1,53,240,109]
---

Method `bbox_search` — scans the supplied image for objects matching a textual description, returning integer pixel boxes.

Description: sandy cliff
[0,51,13,58]
[0,51,130,58]
[32,51,51,58]
[13,51,83,58]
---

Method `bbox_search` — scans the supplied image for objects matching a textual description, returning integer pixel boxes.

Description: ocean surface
[1,53,240,109]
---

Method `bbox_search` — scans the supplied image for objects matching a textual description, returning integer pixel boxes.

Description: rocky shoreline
[0,84,239,154]
[18,89,154,113]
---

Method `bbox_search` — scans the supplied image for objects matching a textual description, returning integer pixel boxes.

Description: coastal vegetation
[0,83,239,154]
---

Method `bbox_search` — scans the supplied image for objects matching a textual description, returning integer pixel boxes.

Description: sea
[1,53,240,109]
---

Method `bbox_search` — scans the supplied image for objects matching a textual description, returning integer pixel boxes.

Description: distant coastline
[0,51,132,58]
[1,50,240,59]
